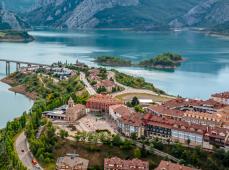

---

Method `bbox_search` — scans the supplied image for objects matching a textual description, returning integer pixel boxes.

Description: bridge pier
[16,62,21,71]
[6,61,10,75]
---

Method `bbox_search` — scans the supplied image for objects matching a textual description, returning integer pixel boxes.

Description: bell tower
[68,97,74,108]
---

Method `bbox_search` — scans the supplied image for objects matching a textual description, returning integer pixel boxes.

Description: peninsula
[0,30,34,42]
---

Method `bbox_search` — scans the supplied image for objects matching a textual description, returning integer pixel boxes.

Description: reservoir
[0,29,229,127]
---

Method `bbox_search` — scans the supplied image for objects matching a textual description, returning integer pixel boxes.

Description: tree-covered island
[94,53,184,69]
[95,56,132,66]
[138,53,184,69]
[0,30,34,42]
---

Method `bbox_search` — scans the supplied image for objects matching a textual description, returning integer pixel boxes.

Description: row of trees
[0,113,27,170]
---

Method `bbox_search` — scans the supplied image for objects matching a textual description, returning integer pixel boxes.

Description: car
[32,159,37,165]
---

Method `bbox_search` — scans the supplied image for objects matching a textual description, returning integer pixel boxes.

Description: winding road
[15,132,42,170]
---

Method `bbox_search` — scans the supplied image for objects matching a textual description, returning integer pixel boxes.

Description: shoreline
[1,77,36,101]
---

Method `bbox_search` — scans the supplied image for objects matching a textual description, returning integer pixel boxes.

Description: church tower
[68,97,74,108]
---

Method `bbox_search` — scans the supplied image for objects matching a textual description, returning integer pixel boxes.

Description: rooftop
[155,160,195,170]
[212,92,229,99]
[87,94,122,104]
[147,105,184,118]
[104,157,149,170]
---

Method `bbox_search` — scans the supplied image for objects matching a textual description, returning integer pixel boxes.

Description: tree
[133,148,141,158]
[112,134,123,146]
[186,138,191,146]
[59,129,68,139]
[131,96,139,106]
[131,132,137,140]
[134,105,144,113]
[96,86,107,93]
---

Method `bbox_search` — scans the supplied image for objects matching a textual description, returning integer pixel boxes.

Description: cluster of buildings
[43,97,86,124]
[44,92,229,169]
[87,68,119,93]
[43,91,229,150]
[85,92,229,150]
[19,65,76,80]
[56,154,195,170]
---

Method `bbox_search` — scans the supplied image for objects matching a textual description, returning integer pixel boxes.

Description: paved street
[80,72,97,96]
[15,131,42,170]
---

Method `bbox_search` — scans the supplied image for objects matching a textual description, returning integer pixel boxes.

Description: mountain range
[0,0,228,33]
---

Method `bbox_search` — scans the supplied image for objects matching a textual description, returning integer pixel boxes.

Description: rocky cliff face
[169,0,229,28]
[27,0,201,29]
[65,0,139,29]
[0,9,30,30]
[28,0,139,29]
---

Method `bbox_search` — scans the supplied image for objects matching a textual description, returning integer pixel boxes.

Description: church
[66,97,86,123]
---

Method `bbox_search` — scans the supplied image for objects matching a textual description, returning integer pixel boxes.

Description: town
[2,60,229,170]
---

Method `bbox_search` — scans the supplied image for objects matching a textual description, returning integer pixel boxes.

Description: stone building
[104,157,149,170]
[56,154,89,170]
[66,97,86,123]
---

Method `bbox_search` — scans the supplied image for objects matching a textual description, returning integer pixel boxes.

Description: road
[135,142,180,163]
[80,72,97,96]
[15,132,42,170]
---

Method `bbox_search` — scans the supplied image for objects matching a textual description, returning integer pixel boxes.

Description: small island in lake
[0,30,34,42]
[95,56,132,67]
[94,53,184,69]
[138,53,184,69]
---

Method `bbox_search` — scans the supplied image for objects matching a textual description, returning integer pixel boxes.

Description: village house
[146,105,184,121]
[66,97,86,124]
[163,98,225,113]
[95,79,117,93]
[74,60,87,69]
[143,114,174,139]
[171,121,205,146]
[43,105,67,120]
[217,106,229,128]
[212,92,229,105]
[155,160,196,170]
[143,113,205,146]
[117,111,144,138]
[204,127,229,149]
[86,94,122,113]
[109,104,144,138]
[104,157,149,170]
[109,104,132,121]
[56,154,89,170]
[182,111,222,127]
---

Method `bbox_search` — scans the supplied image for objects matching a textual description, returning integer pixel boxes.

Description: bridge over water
[0,59,51,75]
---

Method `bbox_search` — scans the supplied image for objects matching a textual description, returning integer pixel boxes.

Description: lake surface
[0,29,229,127]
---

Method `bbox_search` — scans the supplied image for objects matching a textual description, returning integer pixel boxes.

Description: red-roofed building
[146,105,184,120]
[86,94,122,113]
[143,113,206,146]
[104,157,149,170]
[118,111,144,138]
[95,80,118,93]
[163,98,225,113]
[183,111,222,127]
[143,113,175,139]
[204,127,229,149]
[212,92,229,104]
[155,160,196,170]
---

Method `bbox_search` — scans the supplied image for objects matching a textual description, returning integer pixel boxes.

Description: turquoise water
[0,74,33,128]
[0,29,229,127]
